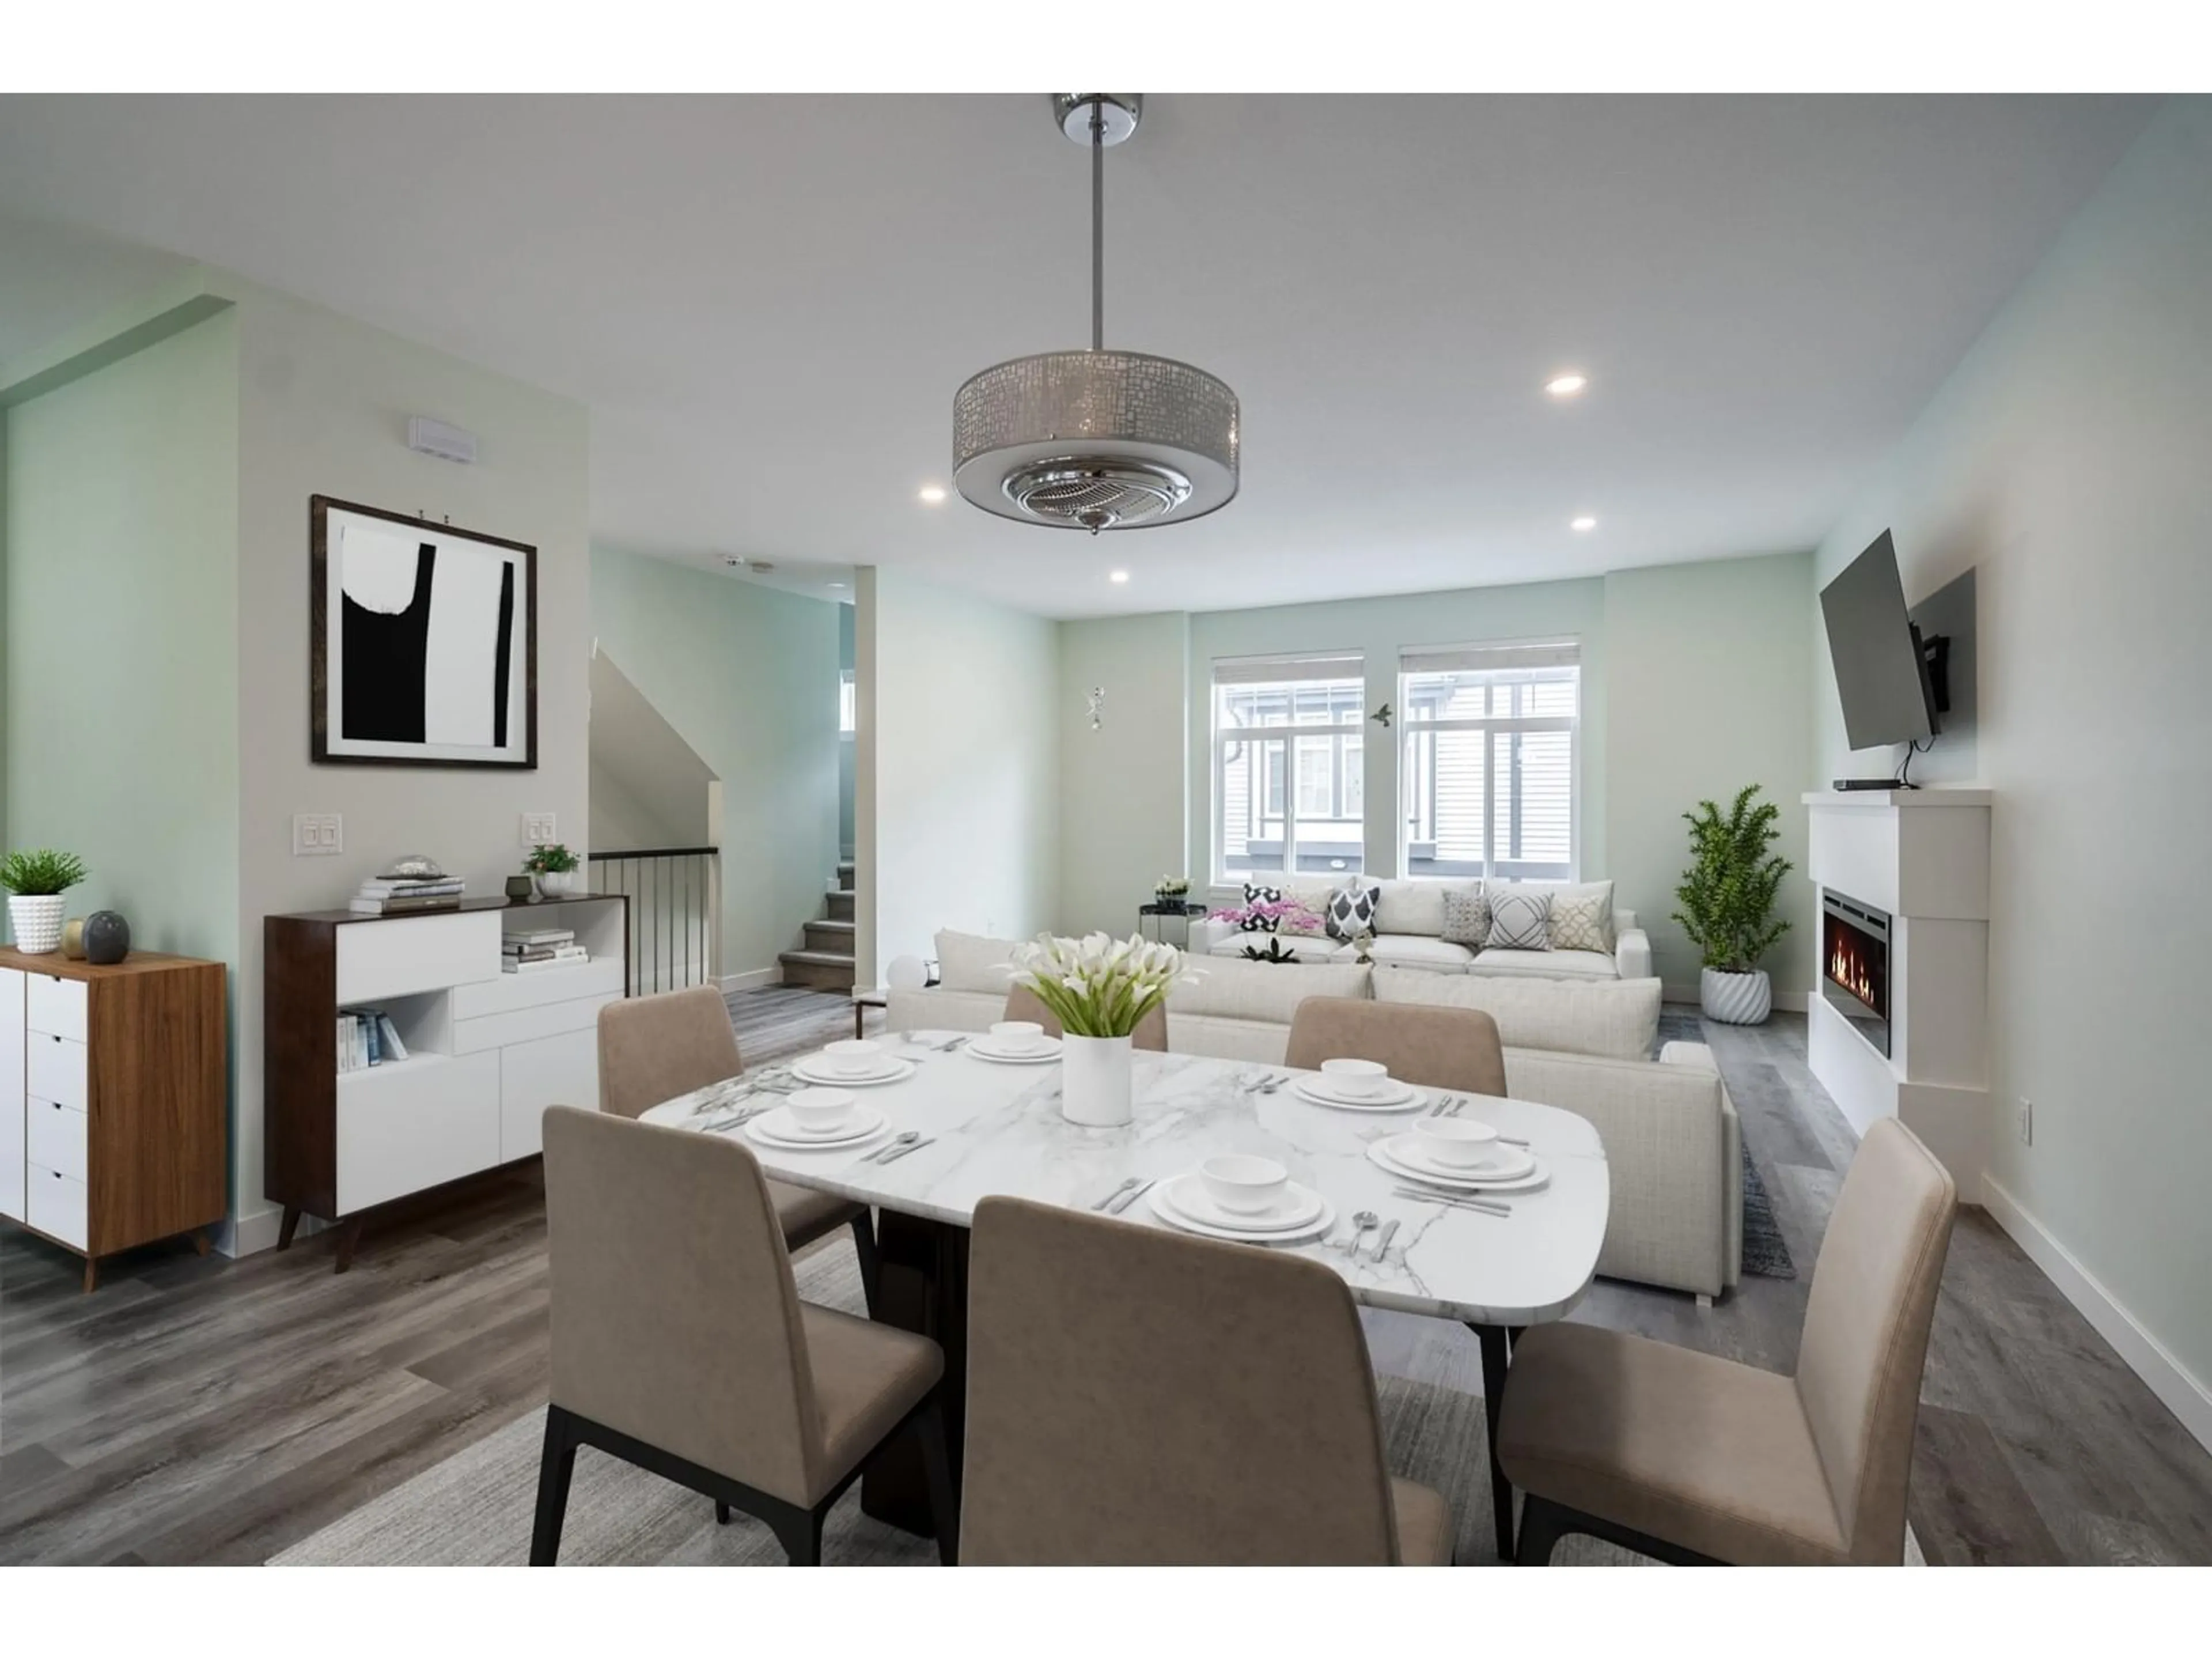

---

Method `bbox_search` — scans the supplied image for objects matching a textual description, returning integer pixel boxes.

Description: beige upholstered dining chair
[1499,1118,1957,1565]
[533,1107,957,1565]
[596,986,876,1305]
[1002,983,1169,1051]
[1284,995,1508,1096]
[960,1195,1454,1565]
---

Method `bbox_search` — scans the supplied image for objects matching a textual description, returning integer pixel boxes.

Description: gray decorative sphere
[83,910,131,965]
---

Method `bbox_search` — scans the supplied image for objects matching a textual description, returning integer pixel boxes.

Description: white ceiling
[0,94,2154,619]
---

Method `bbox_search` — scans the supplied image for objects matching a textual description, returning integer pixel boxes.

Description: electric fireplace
[1821,891,1891,1057]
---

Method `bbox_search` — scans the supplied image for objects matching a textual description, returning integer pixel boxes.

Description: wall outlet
[293,813,343,857]
[522,812,557,846]
[2017,1097,2034,1146]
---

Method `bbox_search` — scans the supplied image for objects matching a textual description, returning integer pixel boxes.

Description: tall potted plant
[1673,785,1793,1025]
[1008,933,1195,1127]
[3,849,89,955]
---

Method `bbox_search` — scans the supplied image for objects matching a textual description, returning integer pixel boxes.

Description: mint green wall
[1184,578,1611,895]
[1605,553,1815,998]
[838,601,857,859]
[1057,612,1190,936]
[591,547,843,984]
[3,310,241,971]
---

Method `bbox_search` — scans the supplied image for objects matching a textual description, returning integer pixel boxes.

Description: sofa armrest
[1615,926,1652,980]
[1188,918,1237,956]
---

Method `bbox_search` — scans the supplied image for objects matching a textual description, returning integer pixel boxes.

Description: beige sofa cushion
[1206,934,1346,965]
[1171,956,1373,1025]
[1374,968,1661,1062]
[1469,948,1618,980]
[936,930,1019,994]
[1373,878,1449,937]
[1367,934,1477,972]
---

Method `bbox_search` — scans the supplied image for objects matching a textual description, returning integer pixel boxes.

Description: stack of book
[350,874,465,915]
[337,1008,410,1074]
[504,927,588,974]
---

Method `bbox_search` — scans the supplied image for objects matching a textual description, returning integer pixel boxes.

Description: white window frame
[1397,639,1581,882]
[1210,652,1366,885]
[839,669,857,736]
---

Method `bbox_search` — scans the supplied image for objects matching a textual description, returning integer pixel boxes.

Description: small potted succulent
[3,849,89,955]
[1674,785,1793,1025]
[523,841,582,899]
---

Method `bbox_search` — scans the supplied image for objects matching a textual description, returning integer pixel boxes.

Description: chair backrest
[540,1105,825,1505]
[1002,983,1168,1052]
[1792,1117,1957,1563]
[597,984,743,1118]
[961,1195,1403,1564]
[1283,995,1508,1095]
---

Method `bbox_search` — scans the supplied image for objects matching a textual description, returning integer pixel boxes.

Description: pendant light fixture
[952,94,1240,533]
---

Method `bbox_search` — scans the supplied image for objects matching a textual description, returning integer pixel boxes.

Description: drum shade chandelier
[952,94,1240,534]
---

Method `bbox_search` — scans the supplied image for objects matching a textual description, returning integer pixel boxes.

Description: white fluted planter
[1060,1033,1135,1127]
[1700,967,1772,1025]
[535,870,579,899]
[7,895,66,954]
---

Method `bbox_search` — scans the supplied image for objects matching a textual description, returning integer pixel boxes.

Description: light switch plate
[293,813,343,857]
[522,812,558,846]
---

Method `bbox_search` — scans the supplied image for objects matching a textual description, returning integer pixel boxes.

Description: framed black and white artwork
[310,495,537,768]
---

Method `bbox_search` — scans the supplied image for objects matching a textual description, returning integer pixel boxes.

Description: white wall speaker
[407,416,478,465]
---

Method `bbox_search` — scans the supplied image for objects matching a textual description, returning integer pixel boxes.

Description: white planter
[1700,966,1772,1025]
[535,870,579,899]
[7,895,67,955]
[1060,1033,1135,1127]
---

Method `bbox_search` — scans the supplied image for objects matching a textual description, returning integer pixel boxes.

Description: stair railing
[587,847,719,995]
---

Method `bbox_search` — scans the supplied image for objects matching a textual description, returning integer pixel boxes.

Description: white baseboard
[1661,987,1809,1012]
[1983,1175,2212,1456]
[219,1206,291,1259]
[719,967,778,993]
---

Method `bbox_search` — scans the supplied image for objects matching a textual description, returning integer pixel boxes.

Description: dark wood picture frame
[309,494,539,770]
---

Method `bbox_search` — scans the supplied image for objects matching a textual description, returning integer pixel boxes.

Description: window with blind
[1212,653,1365,881]
[1399,641,1580,881]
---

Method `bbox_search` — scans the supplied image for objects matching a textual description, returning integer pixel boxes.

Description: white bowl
[990,1020,1047,1051]
[786,1088,859,1134]
[1413,1116,1502,1169]
[819,1038,882,1074]
[1199,1154,1291,1216]
[1319,1057,1391,1097]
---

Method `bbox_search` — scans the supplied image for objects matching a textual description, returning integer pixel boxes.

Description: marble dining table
[639,1029,1612,1555]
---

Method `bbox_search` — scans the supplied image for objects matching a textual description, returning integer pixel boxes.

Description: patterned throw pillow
[1485,887,1551,951]
[1240,882,1286,932]
[1549,885,1617,955]
[1441,886,1490,947]
[1324,882,1381,941]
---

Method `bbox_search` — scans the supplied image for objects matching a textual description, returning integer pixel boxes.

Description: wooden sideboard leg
[277,1206,301,1251]
[82,1256,100,1294]
[333,1215,365,1274]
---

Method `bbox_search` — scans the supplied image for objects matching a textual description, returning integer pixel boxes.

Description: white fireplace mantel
[1803,787,1991,1200]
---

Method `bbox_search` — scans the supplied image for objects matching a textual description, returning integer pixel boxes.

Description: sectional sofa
[889,931,1744,1301]
[1190,877,1652,980]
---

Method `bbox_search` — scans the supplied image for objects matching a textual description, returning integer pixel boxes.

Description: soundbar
[1831,777,1916,791]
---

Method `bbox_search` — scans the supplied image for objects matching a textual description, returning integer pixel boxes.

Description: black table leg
[861,1212,969,1536]
[1469,1321,1516,1560]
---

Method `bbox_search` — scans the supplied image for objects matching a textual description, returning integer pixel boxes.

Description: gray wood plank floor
[2,995,2206,1565]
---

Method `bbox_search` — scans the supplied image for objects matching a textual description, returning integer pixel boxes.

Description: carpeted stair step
[802,918,855,953]
[779,948,855,991]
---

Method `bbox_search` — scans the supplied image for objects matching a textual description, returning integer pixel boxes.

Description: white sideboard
[264,895,627,1270]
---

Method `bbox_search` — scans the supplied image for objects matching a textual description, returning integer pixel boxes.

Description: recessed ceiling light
[827,581,847,589]
[1109,570,1131,584]
[918,484,948,504]
[1570,516,1599,532]
[1546,373,1589,397]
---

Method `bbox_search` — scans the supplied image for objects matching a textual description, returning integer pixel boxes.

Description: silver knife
[1368,1218,1401,1263]
[1107,1177,1156,1215]
[876,1136,935,1164]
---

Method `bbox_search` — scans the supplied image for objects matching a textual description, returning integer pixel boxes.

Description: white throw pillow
[1373,968,1662,1063]
[1518,879,1616,955]
[1373,879,1446,937]
[1485,887,1551,951]
[934,930,1020,994]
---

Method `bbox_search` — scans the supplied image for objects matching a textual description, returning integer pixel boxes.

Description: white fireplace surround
[1802,787,1991,1200]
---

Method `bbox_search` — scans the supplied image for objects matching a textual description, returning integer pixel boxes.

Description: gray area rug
[1658,1010,1796,1281]
[271,1238,1649,1567]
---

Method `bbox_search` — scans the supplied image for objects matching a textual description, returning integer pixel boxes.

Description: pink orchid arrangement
[1207,896,1325,936]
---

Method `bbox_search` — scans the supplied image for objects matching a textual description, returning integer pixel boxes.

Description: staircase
[779,861,856,991]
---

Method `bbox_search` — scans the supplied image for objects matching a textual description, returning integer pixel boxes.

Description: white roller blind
[1400,640,1580,676]
[1212,651,1364,685]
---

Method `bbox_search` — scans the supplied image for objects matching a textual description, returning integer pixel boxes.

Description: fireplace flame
[1829,937,1877,1009]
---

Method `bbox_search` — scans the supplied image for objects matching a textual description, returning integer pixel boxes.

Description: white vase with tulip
[1008,933,1196,1129]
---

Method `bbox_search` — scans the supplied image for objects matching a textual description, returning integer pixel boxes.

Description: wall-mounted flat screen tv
[1821,531,1940,751]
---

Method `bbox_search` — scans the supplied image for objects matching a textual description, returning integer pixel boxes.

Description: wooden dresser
[264,895,627,1271]
[0,947,228,1291]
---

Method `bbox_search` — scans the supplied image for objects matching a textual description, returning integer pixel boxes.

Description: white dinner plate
[1290,1076,1423,1112]
[790,1055,917,1088]
[967,1039,1064,1065]
[1149,1177,1335,1244]
[1155,1172,1327,1234]
[746,1105,889,1150]
[1367,1137,1549,1194]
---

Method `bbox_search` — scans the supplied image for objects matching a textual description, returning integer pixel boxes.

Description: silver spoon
[1343,1209,1378,1255]
[868,1131,921,1162]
